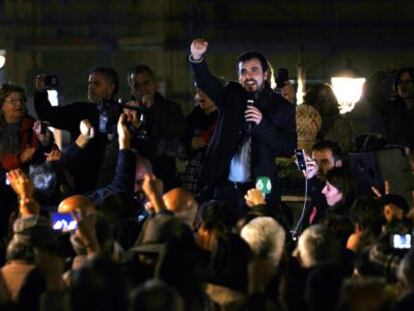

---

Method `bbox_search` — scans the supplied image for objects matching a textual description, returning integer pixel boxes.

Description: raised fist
[191,38,208,61]
[79,119,95,140]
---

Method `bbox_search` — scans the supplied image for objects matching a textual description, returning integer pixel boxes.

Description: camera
[391,233,411,249]
[295,149,307,171]
[120,97,150,140]
[51,212,77,232]
[45,75,59,90]
[98,100,121,135]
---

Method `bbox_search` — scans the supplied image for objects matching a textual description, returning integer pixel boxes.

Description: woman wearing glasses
[0,83,52,172]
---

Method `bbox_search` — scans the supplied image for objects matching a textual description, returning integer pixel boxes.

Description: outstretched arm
[142,174,166,214]
[189,38,225,106]
[34,75,84,133]
[87,113,136,204]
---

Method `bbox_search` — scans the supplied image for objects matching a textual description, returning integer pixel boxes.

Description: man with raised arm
[189,38,297,224]
[34,67,120,193]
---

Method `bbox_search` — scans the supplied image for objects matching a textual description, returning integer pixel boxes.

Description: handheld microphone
[246,97,255,133]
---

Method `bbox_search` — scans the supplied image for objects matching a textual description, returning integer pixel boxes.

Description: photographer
[34,67,120,193]
[127,64,185,191]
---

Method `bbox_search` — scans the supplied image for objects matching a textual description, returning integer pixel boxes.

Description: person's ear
[335,159,342,167]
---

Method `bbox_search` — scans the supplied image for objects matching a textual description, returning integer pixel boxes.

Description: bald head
[163,188,198,228]
[58,195,95,214]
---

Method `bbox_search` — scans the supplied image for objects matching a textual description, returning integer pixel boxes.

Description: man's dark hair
[381,194,409,214]
[350,196,384,230]
[127,64,155,86]
[394,67,414,92]
[90,66,119,95]
[304,83,340,117]
[312,140,342,159]
[237,51,269,73]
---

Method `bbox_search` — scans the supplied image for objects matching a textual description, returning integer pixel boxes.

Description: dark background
[0,0,413,113]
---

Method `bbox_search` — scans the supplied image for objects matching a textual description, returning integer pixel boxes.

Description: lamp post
[331,59,365,114]
[0,50,6,85]
[0,50,5,69]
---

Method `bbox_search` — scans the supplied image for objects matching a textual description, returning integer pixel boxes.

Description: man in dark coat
[34,67,120,193]
[127,65,185,191]
[189,38,297,222]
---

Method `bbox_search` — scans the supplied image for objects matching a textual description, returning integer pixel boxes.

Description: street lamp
[331,59,365,114]
[0,50,5,69]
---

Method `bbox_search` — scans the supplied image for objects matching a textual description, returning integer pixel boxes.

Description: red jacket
[1,116,40,170]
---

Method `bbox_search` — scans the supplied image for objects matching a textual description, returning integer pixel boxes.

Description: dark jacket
[87,149,136,206]
[178,105,218,194]
[34,91,99,140]
[34,91,110,193]
[383,96,414,149]
[0,116,51,170]
[138,92,185,191]
[189,58,297,203]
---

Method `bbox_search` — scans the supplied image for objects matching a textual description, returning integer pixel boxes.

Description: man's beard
[243,79,264,93]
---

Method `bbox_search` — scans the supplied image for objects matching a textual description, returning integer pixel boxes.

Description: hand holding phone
[295,149,307,171]
[51,212,77,232]
[392,234,411,249]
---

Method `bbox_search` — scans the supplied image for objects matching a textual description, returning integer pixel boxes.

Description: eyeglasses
[4,98,24,105]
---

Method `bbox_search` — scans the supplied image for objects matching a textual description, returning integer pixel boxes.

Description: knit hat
[12,215,58,250]
[133,214,192,254]
[296,104,322,154]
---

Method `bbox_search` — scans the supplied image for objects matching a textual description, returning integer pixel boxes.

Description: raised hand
[191,38,208,61]
[45,145,62,162]
[76,119,95,148]
[371,180,391,198]
[244,188,266,207]
[80,119,95,140]
[6,169,39,216]
[117,113,131,149]
[142,174,165,213]
[123,101,141,129]
[301,154,318,180]
[19,147,36,164]
[282,82,296,104]
[142,174,163,200]
[33,120,52,146]
[7,169,34,199]
[71,210,100,255]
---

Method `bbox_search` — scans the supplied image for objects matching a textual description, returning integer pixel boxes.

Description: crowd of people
[0,37,413,310]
